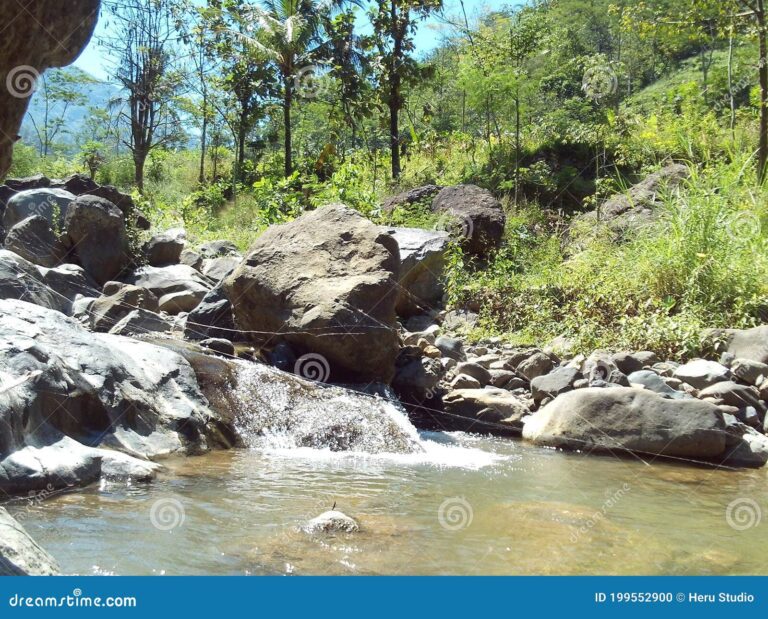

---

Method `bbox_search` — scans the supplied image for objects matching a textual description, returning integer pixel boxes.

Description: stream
[7,428,768,575]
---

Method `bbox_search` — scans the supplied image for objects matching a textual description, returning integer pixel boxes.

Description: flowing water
[7,365,768,575]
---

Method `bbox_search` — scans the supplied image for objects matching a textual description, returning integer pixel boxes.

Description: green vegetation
[9,0,768,357]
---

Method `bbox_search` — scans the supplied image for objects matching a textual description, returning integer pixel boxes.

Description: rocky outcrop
[224,204,401,383]
[522,387,726,460]
[431,185,506,256]
[0,508,60,576]
[0,1,101,177]
[381,227,449,318]
[569,163,690,243]
[0,299,230,495]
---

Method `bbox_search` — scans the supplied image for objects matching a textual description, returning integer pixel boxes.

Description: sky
[74,0,514,82]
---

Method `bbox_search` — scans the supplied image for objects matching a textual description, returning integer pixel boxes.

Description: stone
[517,352,553,381]
[52,173,98,196]
[531,366,582,403]
[381,184,442,213]
[0,0,100,177]
[393,357,442,404]
[201,256,241,282]
[570,163,690,243]
[183,285,235,341]
[522,387,726,460]
[200,338,235,357]
[583,351,629,385]
[431,185,506,256]
[180,248,204,271]
[612,351,654,375]
[4,175,50,192]
[303,510,359,534]
[435,336,466,361]
[455,361,491,386]
[0,299,231,495]
[673,359,731,390]
[380,226,450,317]
[122,264,212,314]
[3,215,63,267]
[37,263,99,315]
[489,369,519,388]
[3,188,74,231]
[224,204,401,383]
[450,374,481,390]
[730,358,768,386]
[627,371,690,399]
[0,508,60,575]
[144,228,186,266]
[698,381,764,412]
[442,309,479,333]
[721,415,768,468]
[89,284,160,332]
[442,389,530,435]
[199,240,239,258]
[108,309,173,337]
[64,195,131,285]
[714,326,768,365]
[0,249,60,312]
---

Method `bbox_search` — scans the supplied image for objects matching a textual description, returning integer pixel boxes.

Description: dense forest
[10,0,768,358]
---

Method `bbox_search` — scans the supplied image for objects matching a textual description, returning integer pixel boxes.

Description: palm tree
[236,0,324,177]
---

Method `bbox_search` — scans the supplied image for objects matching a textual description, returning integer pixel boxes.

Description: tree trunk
[134,150,147,193]
[284,77,293,178]
[389,0,403,180]
[199,100,208,185]
[389,96,401,180]
[758,0,768,184]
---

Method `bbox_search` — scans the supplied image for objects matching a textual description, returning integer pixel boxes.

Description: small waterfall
[232,362,424,455]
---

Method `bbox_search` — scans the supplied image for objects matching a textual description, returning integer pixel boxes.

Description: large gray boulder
[184,285,235,341]
[431,185,506,256]
[122,264,212,314]
[522,387,727,460]
[3,188,74,231]
[89,284,160,332]
[0,299,230,495]
[0,508,60,575]
[64,195,131,285]
[381,227,449,317]
[224,204,401,383]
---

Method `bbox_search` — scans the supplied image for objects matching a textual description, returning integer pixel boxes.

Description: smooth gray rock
[698,381,764,412]
[64,195,131,285]
[531,366,582,403]
[122,264,212,314]
[673,359,731,390]
[201,256,241,282]
[431,184,506,256]
[442,389,529,435]
[523,387,726,459]
[517,352,553,381]
[435,336,466,361]
[455,361,491,386]
[0,508,60,575]
[144,228,186,266]
[4,215,63,267]
[381,226,450,318]
[108,308,173,337]
[628,370,692,400]
[3,188,74,231]
[731,358,768,386]
[90,285,160,332]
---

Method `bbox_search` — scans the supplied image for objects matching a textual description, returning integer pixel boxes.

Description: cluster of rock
[394,320,768,468]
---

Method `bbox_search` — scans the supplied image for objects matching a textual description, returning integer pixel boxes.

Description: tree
[205,0,275,189]
[369,0,443,180]
[102,0,185,191]
[27,68,95,157]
